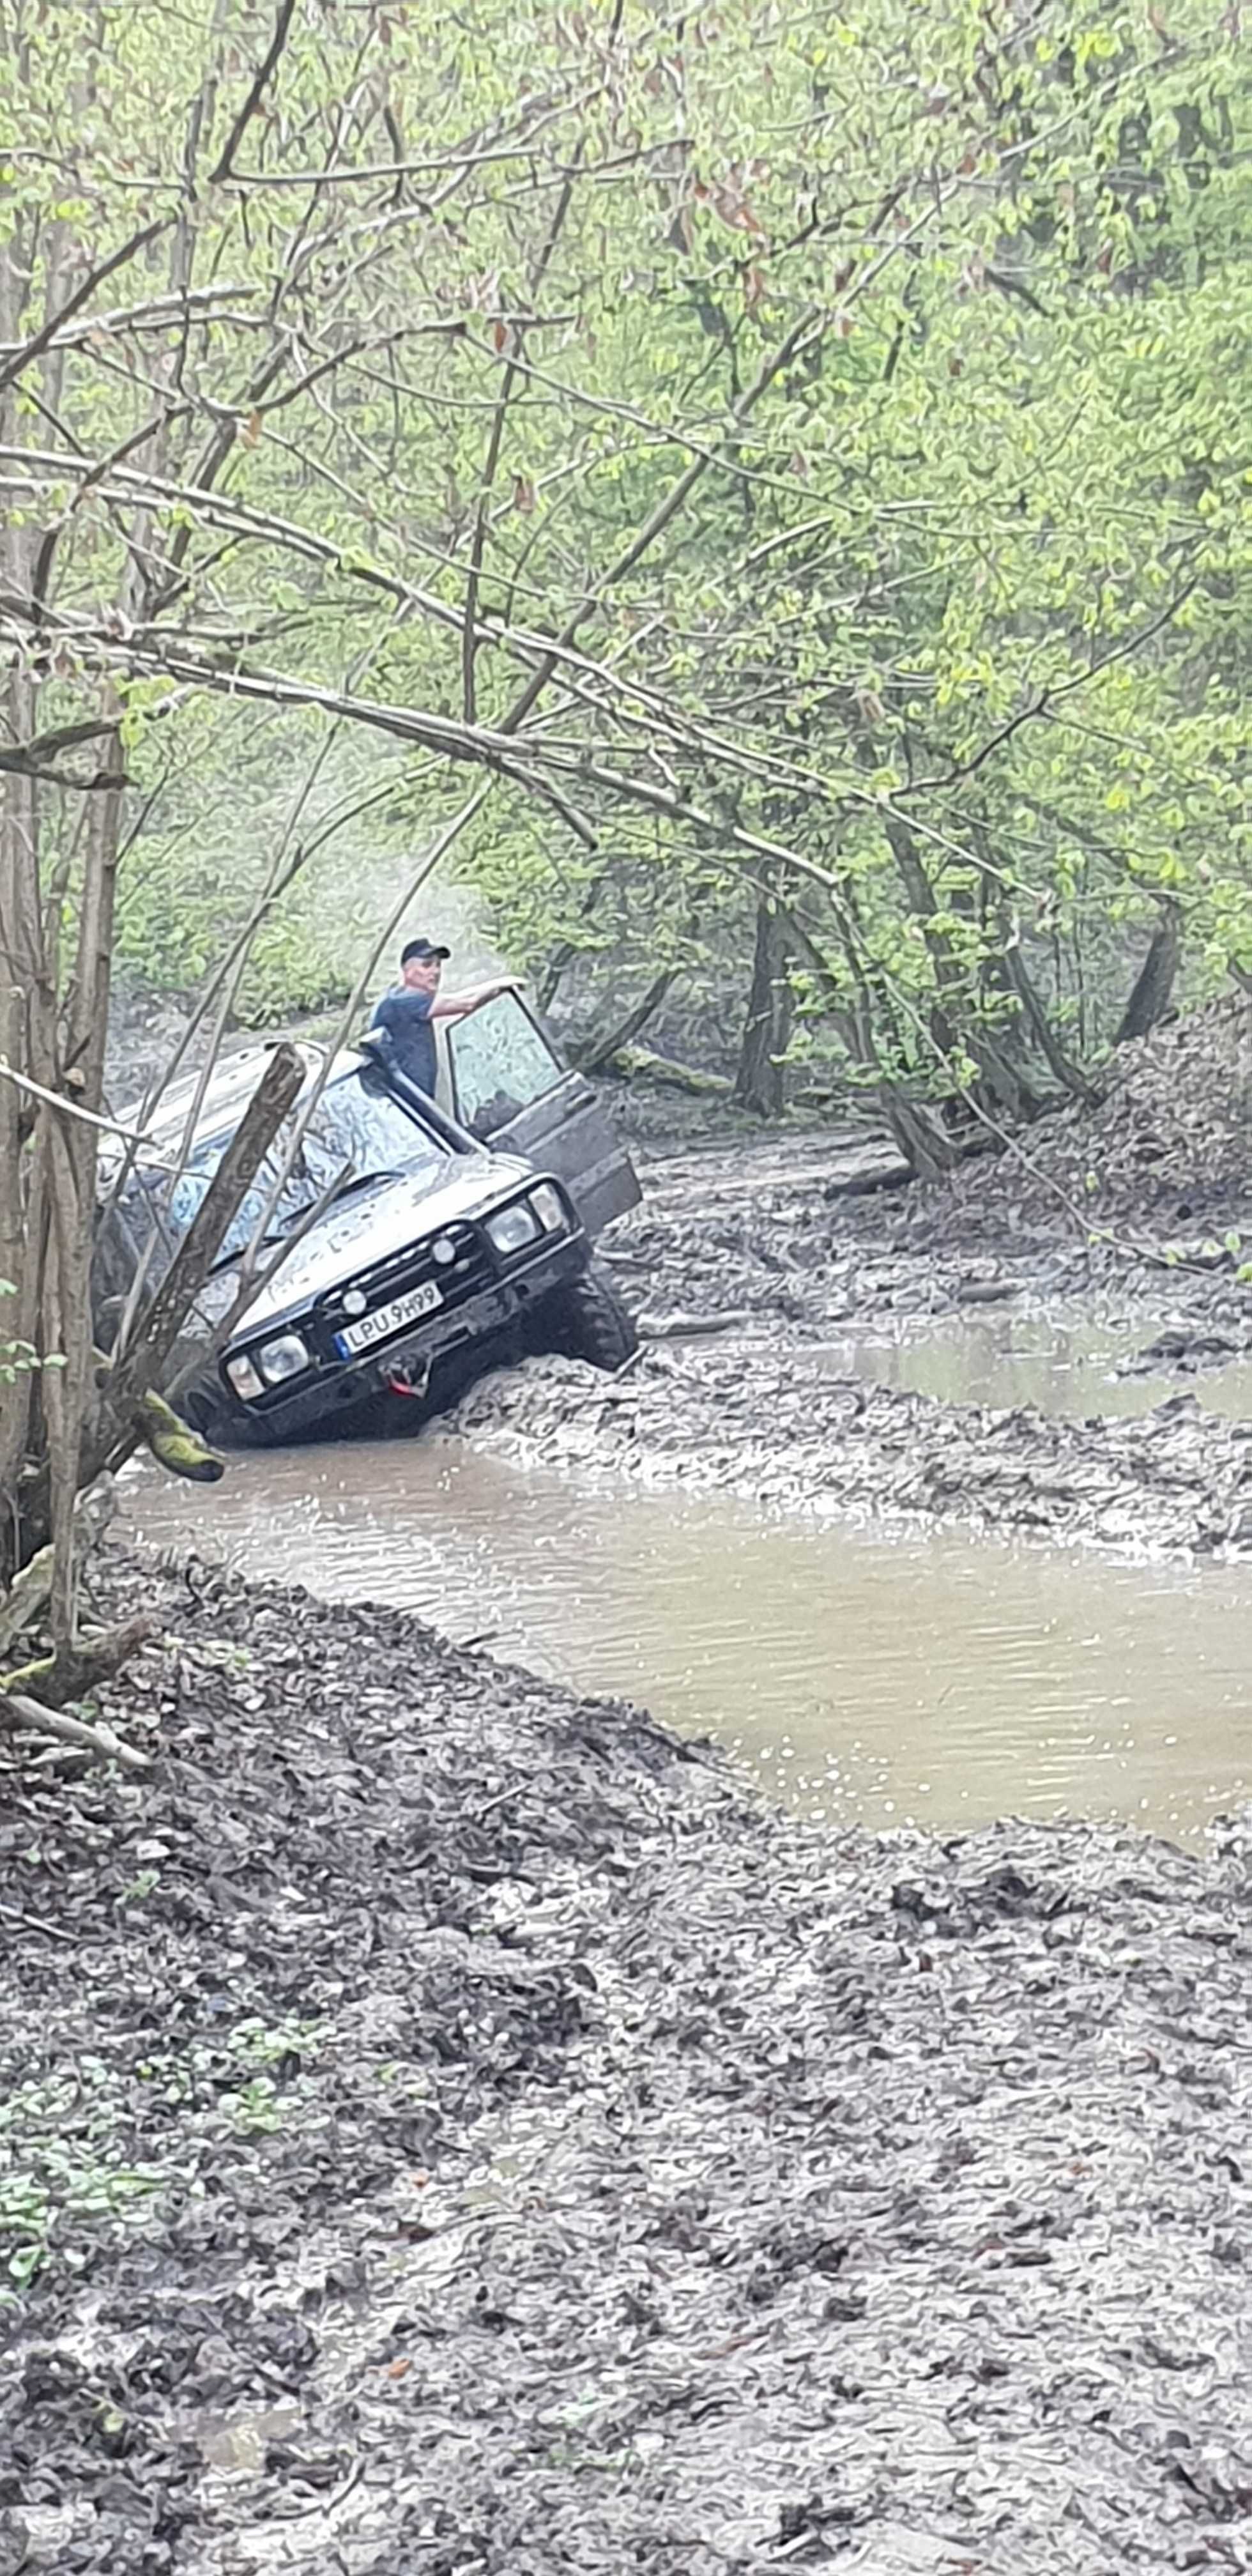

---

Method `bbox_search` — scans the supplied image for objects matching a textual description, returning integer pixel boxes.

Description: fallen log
[821,1158,912,1200]
[0,1689,148,1770]
[956,1278,1020,1306]
[606,1045,733,1097]
[639,1310,751,1340]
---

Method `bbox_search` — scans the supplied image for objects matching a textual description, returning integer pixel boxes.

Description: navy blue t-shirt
[370,987,436,1094]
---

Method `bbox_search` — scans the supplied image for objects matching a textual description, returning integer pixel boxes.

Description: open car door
[437,991,641,1239]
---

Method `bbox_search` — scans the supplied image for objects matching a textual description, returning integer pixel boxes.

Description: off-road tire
[544,1260,638,1372]
[182,1380,282,1450]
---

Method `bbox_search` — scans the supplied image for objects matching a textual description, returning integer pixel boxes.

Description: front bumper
[211,1235,586,1441]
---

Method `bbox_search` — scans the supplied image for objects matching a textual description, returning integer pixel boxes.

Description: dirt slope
[2,1556,1249,2573]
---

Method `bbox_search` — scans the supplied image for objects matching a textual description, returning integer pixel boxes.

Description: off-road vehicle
[98,990,639,1444]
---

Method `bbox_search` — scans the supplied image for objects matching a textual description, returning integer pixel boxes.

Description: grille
[312,1219,492,1356]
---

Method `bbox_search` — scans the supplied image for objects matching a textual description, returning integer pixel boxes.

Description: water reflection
[811,1310,1252,1423]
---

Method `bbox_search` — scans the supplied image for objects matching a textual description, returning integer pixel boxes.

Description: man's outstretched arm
[429,977,520,1022]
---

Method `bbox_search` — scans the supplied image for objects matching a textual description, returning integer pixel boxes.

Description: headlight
[225,1351,264,1401]
[485,1201,540,1256]
[530,1182,565,1233]
[255,1330,310,1385]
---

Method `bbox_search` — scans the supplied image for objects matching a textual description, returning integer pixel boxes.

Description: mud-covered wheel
[178,1381,218,1439]
[181,1379,279,1450]
[543,1260,638,1371]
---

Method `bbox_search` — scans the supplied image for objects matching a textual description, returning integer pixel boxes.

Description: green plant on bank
[219,2076,285,2136]
[119,1867,160,1903]
[0,2072,164,2289]
[0,2018,325,2286]
[131,2014,324,2103]
[0,1282,64,1389]
[0,2162,164,2291]
[229,2016,325,2073]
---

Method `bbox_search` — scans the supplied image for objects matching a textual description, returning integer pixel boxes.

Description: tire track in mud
[446,1342,1252,1563]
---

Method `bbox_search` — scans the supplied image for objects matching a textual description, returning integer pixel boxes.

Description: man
[369,936,517,1096]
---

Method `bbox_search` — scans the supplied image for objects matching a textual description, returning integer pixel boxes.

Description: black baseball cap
[401,936,451,964]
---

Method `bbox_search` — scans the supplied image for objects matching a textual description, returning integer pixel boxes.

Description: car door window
[448,993,563,1137]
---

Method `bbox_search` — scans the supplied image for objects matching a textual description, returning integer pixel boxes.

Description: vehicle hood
[222,1153,537,1338]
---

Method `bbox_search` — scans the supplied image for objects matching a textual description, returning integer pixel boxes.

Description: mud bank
[2,1558,1251,2575]
[462,1009,1252,1563]
[446,1344,1252,1564]
[611,1000,1252,1351]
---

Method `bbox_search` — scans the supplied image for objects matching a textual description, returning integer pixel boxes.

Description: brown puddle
[809,1309,1252,1422]
[123,1427,1251,1847]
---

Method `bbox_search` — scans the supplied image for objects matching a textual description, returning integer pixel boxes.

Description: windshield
[118,1068,450,1266]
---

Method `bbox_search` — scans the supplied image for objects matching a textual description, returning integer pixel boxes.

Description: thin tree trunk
[784,909,866,1063]
[733,889,793,1114]
[16,1048,306,1557]
[0,987,28,1552]
[1116,901,1181,1043]
[538,939,577,1013]
[788,909,958,1177]
[886,816,1041,1120]
[41,1117,87,1654]
[103,1043,304,1408]
[0,667,48,1585]
[878,1085,961,1181]
[1000,936,1096,1101]
[1232,995,1252,1135]
[40,758,124,1655]
[883,816,958,1059]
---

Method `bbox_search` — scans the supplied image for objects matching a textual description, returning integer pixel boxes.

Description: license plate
[335,1277,442,1355]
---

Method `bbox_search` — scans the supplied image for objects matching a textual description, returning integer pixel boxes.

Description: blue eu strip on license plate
[334,1278,443,1356]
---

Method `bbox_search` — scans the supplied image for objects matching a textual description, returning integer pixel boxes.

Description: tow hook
[385,1360,431,1401]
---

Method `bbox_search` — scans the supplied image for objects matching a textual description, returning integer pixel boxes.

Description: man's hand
[463,976,521,1011]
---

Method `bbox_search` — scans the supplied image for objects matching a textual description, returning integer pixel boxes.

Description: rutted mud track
[447,1010,1252,1560]
[447,1340,1252,1560]
[3,1558,1251,2574]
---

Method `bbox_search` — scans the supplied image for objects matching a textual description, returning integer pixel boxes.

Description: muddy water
[813,1309,1252,1422]
[124,1434,1250,1846]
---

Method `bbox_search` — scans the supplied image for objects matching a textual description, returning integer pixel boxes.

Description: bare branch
[0,720,120,773]
[0,282,259,360]
[0,219,172,393]
[210,0,299,185]
[0,1059,165,1153]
